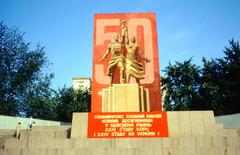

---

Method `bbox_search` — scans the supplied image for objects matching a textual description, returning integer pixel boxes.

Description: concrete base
[101,84,150,112]
[1,111,240,155]
[71,111,224,138]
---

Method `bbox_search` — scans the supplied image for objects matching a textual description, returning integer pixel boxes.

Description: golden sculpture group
[99,20,150,85]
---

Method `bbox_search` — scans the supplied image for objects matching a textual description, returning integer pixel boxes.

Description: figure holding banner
[125,36,150,84]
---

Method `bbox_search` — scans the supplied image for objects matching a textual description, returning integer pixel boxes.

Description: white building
[72,77,91,90]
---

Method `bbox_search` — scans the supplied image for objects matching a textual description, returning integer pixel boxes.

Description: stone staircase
[1,135,240,155]
[0,112,240,155]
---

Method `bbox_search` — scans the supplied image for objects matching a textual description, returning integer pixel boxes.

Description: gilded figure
[125,36,150,84]
[99,33,125,85]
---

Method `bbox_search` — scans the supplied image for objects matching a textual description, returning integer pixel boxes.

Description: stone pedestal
[71,111,227,139]
[101,84,150,112]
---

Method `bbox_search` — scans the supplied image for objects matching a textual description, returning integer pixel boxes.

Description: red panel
[91,13,161,112]
[88,112,168,138]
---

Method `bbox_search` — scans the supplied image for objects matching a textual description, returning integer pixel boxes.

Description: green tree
[0,21,54,116]
[162,39,240,115]
[23,74,57,120]
[201,39,240,115]
[199,39,240,115]
[55,87,91,122]
[161,58,201,111]
[219,39,240,114]
[199,58,225,115]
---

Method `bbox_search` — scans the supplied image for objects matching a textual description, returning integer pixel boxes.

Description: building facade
[72,77,91,90]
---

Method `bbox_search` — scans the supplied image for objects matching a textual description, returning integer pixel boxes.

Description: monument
[70,13,230,140]
[91,13,162,113]
[98,17,152,112]
[71,13,169,138]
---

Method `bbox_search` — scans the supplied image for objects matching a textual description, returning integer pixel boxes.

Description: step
[4,136,240,150]
[30,126,71,131]
[2,147,240,155]
[0,126,71,138]
[0,130,70,140]
[20,130,70,139]
[217,128,238,137]
[0,134,17,151]
[0,130,15,137]
[235,128,240,136]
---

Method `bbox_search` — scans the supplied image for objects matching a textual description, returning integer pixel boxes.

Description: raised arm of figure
[121,19,128,44]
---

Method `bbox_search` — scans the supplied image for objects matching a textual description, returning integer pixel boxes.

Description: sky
[0,0,239,90]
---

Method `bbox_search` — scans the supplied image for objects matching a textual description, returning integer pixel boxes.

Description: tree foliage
[0,21,53,116]
[0,22,91,121]
[162,39,240,115]
[55,87,91,122]
[162,58,201,111]
[23,74,57,120]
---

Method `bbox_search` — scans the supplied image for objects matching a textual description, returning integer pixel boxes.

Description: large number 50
[95,18,154,84]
